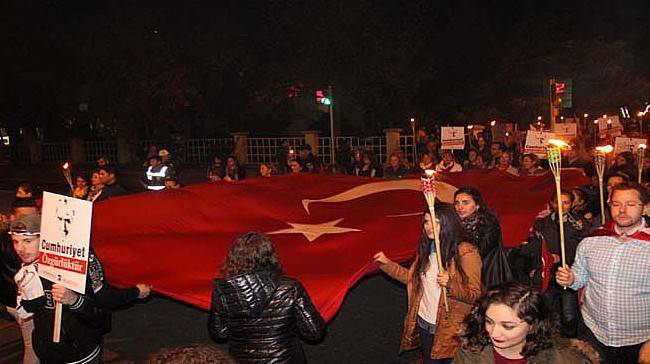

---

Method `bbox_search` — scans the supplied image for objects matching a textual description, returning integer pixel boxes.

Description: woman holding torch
[373,204,482,363]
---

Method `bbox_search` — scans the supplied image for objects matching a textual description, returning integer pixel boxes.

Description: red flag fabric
[91,169,589,321]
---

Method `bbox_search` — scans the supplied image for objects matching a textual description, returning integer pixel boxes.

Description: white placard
[597,115,623,138]
[441,127,465,150]
[39,192,93,294]
[524,131,556,159]
[553,123,577,140]
[614,137,648,154]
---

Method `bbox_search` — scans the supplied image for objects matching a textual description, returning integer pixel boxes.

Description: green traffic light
[321,97,331,105]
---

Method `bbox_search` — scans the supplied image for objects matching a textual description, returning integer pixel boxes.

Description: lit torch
[594,145,613,225]
[62,162,74,194]
[547,139,570,270]
[421,169,449,312]
[638,144,646,184]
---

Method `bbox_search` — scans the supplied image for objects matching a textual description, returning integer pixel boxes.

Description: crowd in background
[2,127,650,363]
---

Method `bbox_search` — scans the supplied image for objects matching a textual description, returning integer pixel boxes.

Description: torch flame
[639,144,647,150]
[547,139,570,148]
[424,169,435,178]
[595,145,614,154]
[63,162,69,170]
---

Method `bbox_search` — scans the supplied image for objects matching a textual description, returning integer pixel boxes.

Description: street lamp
[410,117,416,165]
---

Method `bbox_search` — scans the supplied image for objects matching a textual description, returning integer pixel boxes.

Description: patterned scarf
[461,212,481,235]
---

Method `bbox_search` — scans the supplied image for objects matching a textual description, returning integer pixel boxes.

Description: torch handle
[53,302,62,342]
[598,177,606,226]
[426,201,449,312]
[554,178,567,269]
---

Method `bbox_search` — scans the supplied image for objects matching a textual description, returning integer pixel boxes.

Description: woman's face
[485,303,530,356]
[76,177,87,187]
[227,157,236,167]
[478,137,486,148]
[259,164,271,177]
[420,154,432,165]
[91,173,102,187]
[454,192,479,218]
[290,161,301,173]
[468,150,477,162]
[389,156,399,168]
[521,156,533,170]
[616,155,626,166]
[423,213,436,240]
[363,155,371,165]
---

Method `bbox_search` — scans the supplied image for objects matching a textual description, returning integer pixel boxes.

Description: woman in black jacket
[454,187,512,288]
[209,231,325,363]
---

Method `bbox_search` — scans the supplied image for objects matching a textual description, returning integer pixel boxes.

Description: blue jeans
[417,316,452,364]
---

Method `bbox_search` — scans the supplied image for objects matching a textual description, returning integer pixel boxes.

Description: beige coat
[379,242,482,359]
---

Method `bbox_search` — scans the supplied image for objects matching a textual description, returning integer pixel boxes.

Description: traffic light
[316,90,331,105]
[315,89,331,112]
[554,79,572,109]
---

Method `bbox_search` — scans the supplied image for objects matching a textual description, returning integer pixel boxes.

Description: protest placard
[39,191,93,342]
[441,127,465,150]
[614,137,648,154]
[553,123,577,141]
[597,116,623,138]
[525,131,555,159]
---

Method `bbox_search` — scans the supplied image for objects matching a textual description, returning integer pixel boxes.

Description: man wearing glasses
[557,183,650,364]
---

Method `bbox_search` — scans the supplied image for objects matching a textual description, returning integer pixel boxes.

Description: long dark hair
[222,231,283,277]
[412,203,468,291]
[460,282,557,357]
[454,186,494,217]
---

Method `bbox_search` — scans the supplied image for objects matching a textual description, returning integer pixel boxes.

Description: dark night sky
[1,0,649,138]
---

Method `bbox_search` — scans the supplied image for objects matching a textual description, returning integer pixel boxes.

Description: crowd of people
[1,131,650,364]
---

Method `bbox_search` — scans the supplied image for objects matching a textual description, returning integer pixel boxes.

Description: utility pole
[549,78,555,132]
[328,85,335,167]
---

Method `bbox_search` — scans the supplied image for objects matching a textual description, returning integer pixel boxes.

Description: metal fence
[9,135,406,166]
[399,135,417,163]
[86,141,118,164]
[247,137,304,164]
[41,142,71,164]
[186,138,234,164]
[318,136,387,165]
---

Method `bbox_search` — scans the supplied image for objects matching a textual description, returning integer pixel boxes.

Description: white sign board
[553,123,577,140]
[525,131,556,159]
[39,192,93,294]
[614,137,648,154]
[441,127,465,150]
[598,116,623,138]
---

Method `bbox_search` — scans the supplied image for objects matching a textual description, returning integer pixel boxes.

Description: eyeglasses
[609,202,645,209]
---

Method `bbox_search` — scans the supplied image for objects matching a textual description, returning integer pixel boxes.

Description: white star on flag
[267,218,361,242]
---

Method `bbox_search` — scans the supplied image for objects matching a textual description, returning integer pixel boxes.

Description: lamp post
[410,117,416,166]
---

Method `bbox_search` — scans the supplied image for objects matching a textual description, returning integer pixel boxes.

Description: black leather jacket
[209,271,325,363]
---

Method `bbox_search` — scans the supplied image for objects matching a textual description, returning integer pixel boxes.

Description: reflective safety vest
[146,165,168,190]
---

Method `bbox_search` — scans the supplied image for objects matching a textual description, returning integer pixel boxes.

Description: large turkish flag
[91,169,588,321]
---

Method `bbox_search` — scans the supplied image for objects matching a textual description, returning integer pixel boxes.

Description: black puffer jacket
[209,271,326,363]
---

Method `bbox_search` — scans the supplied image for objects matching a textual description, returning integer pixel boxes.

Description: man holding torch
[556,183,650,364]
